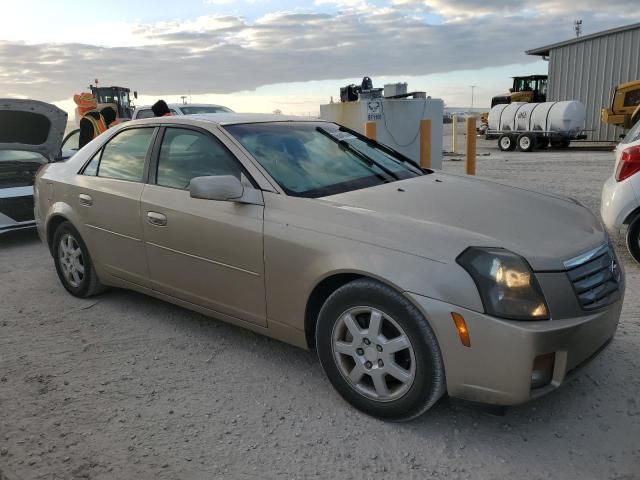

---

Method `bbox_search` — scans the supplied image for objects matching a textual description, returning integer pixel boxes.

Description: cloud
[0,2,637,103]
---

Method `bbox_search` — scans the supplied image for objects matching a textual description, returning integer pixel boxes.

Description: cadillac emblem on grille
[610,258,620,282]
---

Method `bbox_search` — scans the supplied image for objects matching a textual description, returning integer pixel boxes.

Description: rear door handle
[78,194,93,206]
[147,211,167,227]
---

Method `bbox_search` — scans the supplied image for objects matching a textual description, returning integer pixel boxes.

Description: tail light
[615,145,640,182]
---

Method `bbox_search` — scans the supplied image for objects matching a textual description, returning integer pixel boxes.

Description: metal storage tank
[527,22,640,142]
[320,98,444,168]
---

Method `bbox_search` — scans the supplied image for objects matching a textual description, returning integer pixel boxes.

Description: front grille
[565,245,621,311]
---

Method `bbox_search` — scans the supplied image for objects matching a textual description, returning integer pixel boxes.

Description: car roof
[134,103,229,110]
[128,113,320,126]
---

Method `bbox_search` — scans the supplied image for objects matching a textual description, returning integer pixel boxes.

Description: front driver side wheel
[315,279,445,421]
[52,221,104,298]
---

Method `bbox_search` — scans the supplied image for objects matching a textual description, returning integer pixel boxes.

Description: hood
[321,174,606,271]
[0,99,68,162]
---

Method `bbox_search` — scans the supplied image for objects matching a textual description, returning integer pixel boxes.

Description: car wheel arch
[46,214,70,254]
[303,271,430,349]
[624,205,640,225]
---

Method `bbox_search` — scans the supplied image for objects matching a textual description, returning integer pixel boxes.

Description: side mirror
[190,175,243,201]
[190,176,264,205]
[134,91,138,99]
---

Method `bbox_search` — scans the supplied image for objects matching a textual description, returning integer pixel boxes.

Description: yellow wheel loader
[601,80,640,130]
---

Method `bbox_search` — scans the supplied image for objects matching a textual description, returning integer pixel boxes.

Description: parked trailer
[486,101,587,152]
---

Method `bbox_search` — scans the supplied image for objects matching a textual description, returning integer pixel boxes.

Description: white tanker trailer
[486,101,587,152]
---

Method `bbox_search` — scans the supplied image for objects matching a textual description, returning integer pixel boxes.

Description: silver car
[132,103,234,120]
[32,113,625,421]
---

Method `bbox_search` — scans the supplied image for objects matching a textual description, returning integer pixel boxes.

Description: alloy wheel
[331,306,416,402]
[58,233,85,288]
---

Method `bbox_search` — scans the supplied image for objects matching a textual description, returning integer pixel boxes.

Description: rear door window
[85,128,155,182]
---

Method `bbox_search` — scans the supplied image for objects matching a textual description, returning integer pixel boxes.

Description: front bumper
[408,293,623,406]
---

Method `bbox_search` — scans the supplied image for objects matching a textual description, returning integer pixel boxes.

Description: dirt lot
[1,138,639,479]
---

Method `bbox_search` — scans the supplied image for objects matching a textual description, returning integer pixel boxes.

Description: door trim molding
[146,241,261,277]
[86,223,141,242]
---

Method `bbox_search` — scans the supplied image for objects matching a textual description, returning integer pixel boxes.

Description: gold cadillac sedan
[33,113,624,421]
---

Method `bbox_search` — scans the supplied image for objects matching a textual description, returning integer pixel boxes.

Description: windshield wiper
[337,126,429,174]
[315,127,399,181]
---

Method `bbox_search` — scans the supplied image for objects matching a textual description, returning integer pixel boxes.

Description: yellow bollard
[465,117,477,175]
[364,121,377,140]
[420,119,432,169]
[452,116,457,153]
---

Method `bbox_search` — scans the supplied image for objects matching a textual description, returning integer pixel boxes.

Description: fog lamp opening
[451,312,471,348]
[531,353,555,389]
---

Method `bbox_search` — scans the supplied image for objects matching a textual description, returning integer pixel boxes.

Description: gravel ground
[1,134,639,479]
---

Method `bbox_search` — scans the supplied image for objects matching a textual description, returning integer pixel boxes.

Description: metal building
[527,22,640,142]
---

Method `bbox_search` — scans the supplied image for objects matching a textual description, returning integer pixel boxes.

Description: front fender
[263,217,483,332]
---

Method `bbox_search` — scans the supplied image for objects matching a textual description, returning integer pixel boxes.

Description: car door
[74,127,157,287]
[141,126,266,326]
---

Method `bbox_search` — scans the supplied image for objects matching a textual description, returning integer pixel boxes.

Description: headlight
[457,247,549,321]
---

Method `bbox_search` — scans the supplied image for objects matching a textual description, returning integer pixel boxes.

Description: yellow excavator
[601,80,640,129]
[479,75,548,127]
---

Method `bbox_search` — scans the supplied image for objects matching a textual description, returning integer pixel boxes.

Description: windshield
[225,122,423,198]
[180,106,233,115]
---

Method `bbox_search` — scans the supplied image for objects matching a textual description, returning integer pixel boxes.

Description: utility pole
[470,85,476,111]
[574,19,582,38]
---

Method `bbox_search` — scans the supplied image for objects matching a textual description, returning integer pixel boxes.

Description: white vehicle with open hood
[0,98,67,234]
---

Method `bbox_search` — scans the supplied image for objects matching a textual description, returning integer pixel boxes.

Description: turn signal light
[615,145,640,182]
[451,312,471,347]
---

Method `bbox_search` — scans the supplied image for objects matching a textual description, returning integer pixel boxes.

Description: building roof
[526,22,640,56]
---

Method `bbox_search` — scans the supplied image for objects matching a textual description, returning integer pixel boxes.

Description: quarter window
[156,128,244,190]
[94,128,154,182]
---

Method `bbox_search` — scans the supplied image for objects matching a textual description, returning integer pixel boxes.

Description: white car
[601,120,640,263]
[132,103,233,120]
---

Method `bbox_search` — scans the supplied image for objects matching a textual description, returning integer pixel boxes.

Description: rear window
[622,119,640,144]
[179,106,233,115]
[135,109,154,119]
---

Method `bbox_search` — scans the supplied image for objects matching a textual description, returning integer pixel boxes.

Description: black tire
[315,279,446,421]
[498,134,516,151]
[627,216,640,264]
[52,221,104,298]
[517,133,535,152]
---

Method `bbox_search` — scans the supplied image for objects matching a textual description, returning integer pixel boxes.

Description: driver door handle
[147,211,167,227]
[78,194,93,206]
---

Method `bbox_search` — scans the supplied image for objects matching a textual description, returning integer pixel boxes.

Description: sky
[0,0,638,118]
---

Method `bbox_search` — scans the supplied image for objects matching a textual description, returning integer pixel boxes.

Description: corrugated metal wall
[547,26,640,141]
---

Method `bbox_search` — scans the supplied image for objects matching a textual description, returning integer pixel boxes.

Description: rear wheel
[517,133,535,152]
[53,221,104,298]
[315,279,445,421]
[627,216,640,264]
[498,134,515,151]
